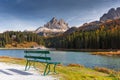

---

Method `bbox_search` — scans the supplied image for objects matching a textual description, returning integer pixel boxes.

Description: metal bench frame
[24,50,60,76]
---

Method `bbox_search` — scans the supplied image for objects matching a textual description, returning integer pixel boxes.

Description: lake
[0,49,120,70]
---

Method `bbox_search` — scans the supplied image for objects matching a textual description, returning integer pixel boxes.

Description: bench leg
[25,60,31,71]
[53,64,57,74]
[25,60,29,71]
[43,63,50,76]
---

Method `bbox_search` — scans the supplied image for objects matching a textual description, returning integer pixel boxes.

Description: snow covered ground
[0,63,58,80]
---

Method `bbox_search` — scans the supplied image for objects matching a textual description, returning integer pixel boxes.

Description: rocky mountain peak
[50,17,57,23]
[117,7,120,11]
[100,7,120,22]
[43,17,69,30]
[108,8,116,13]
[35,17,69,36]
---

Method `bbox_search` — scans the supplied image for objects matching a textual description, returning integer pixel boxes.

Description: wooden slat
[24,50,50,54]
[24,56,51,60]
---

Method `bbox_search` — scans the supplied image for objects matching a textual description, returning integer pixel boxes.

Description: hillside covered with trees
[45,19,120,49]
[0,19,120,49]
[0,31,44,47]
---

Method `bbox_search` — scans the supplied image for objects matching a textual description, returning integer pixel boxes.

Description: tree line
[0,31,44,47]
[1,19,120,49]
[45,24,120,49]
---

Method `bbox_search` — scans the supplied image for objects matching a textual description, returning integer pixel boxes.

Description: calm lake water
[0,49,120,70]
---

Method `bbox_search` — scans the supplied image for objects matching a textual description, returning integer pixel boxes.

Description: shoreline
[92,51,120,56]
[56,48,120,52]
[0,48,56,50]
[56,48,120,56]
[0,47,120,51]
[0,48,35,50]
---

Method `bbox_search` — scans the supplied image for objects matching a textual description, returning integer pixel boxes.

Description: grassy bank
[5,42,38,48]
[0,56,119,80]
[92,51,120,56]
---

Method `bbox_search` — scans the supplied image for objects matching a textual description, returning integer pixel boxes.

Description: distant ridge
[68,7,120,32]
[100,7,120,22]
[63,7,120,34]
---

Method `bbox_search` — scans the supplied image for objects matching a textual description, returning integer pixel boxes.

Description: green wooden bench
[24,50,60,76]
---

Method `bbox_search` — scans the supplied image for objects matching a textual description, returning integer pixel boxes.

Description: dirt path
[0,62,58,80]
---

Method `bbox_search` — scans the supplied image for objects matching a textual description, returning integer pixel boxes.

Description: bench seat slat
[47,62,60,64]
[24,56,51,60]
[28,59,60,64]
[28,60,48,63]
[24,50,50,54]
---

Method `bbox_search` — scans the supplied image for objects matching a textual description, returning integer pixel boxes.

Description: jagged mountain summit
[35,17,69,36]
[100,7,120,22]
[77,7,120,31]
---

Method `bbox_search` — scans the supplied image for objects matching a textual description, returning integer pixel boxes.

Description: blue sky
[0,0,120,32]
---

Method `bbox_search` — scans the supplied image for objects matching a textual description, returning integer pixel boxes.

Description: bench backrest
[24,50,50,54]
[24,50,51,62]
